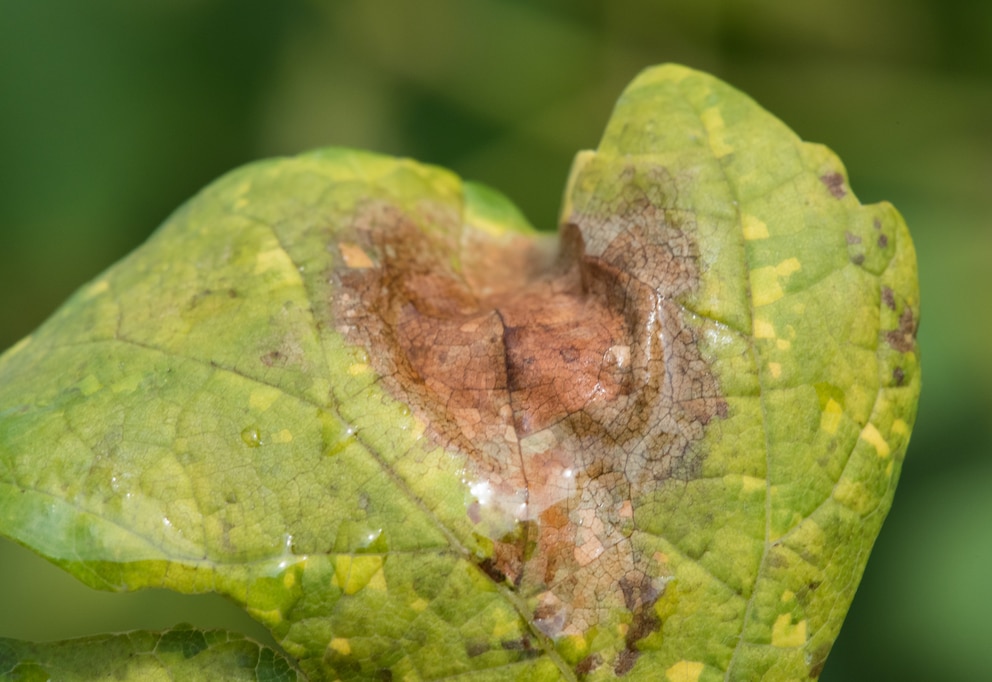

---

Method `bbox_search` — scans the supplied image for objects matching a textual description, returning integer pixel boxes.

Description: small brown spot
[477,557,508,585]
[885,307,917,353]
[614,649,639,676]
[877,233,889,248]
[882,286,896,310]
[850,253,865,266]
[844,231,861,245]
[576,653,602,676]
[500,637,539,658]
[465,641,489,658]
[893,366,905,386]
[260,350,284,367]
[820,172,847,198]
[873,218,882,230]
[613,572,663,675]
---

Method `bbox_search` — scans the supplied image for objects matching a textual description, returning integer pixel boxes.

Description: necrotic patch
[331,164,727,673]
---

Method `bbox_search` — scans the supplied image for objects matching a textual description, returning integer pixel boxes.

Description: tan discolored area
[331,164,727,673]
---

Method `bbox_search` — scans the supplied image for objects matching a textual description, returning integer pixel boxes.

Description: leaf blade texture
[0,626,301,681]
[0,64,919,680]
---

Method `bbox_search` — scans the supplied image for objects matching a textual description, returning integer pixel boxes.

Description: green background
[0,1,987,679]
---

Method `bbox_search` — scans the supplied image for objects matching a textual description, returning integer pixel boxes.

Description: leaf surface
[0,65,919,680]
[0,626,300,681]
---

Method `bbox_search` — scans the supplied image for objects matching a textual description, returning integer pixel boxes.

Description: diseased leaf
[0,65,919,680]
[0,626,300,681]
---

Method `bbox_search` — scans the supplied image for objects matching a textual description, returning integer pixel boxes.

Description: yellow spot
[740,475,765,493]
[750,266,784,306]
[776,339,791,350]
[332,555,385,595]
[367,566,388,592]
[250,608,283,625]
[559,633,590,661]
[820,398,844,435]
[742,214,769,240]
[283,570,297,589]
[772,614,807,648]
[753,318,776,339]
[768,362,782,379]
[616,623,629,637]
[700,107,734,158]
[775,257,802,277]
[78,375,102,396]
[860,423,891,457]
[410,598,429,612]
[781,590,795,603]
[491,618,518,639]
[347,363,369,376]
[833,478,873,515]
[751,260,801,307]
[329,638,351,656]
[272,429,294,444]
[885,460,894,477]
[83,279,110,299]
[254,246,294,276]
[665,660,704,682]
[339,242,375,269]
[891,419,909,436]
[249,386,281,412]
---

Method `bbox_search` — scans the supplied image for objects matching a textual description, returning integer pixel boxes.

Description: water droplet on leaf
[241,426,262,447]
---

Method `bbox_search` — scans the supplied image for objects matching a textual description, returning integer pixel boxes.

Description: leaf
[0,64,919,680]
[0,625,300,681]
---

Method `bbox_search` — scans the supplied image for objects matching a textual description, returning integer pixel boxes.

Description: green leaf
[0,625,300,681]
[0,64,919,680]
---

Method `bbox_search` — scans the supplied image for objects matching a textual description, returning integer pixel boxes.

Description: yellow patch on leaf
[771,613,807,648]
[820,398,844,435]
[753,318,776,339]
[332,555,385,595]
[665,660,704,682]
[750,266,784,306]
[249,386,281,412]
[860,423,891,457]
[742,213,769,240]
[329,638,351,656]
[701,106,734,158]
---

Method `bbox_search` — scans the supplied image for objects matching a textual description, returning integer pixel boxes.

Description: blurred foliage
[0,1,989,679]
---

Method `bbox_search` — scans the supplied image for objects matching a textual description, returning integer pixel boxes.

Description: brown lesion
[820,172,847,199]
[885,307,917,354]
[331,164,727,673]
